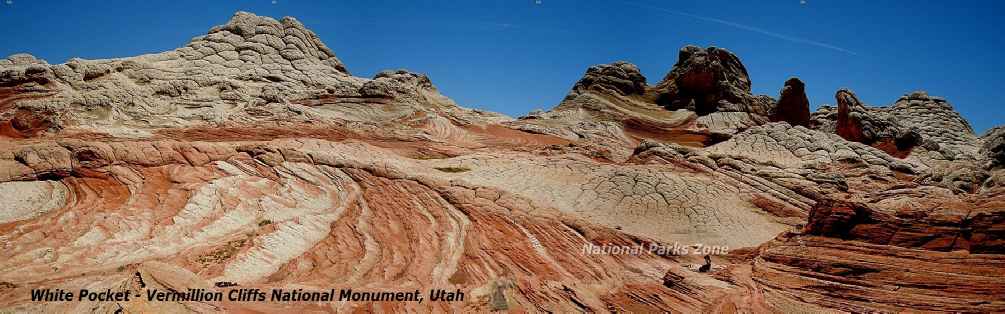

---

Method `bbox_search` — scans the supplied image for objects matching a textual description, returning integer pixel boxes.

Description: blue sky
[1,0,1002,133]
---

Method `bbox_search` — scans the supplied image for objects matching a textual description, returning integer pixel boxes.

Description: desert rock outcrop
[813,89,921,156]
[754,190,1005,312]
[570,61,647,96]
[981,126,1005,169]
[770,77,810,127]
[653,45,775,132]
[654,46,770,116]
[1,11,1002,313]
[890,91,981,162]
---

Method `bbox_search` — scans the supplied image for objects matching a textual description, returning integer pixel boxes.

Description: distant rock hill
[0,12,506,140]
[0,11,1002,313]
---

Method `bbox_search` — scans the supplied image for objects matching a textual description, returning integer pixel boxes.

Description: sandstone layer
[1,11,1002,313]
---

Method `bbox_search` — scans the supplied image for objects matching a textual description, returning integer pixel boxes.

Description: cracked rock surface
[830,89,921,156]
[981,126,1005,169]
[1,11,1003,313]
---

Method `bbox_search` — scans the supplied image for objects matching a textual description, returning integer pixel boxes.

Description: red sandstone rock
[771,77,810,127]
[833,89,922,156]
[0,11,1002,314]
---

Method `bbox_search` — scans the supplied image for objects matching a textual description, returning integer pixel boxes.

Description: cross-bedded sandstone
[1,10,1003,313]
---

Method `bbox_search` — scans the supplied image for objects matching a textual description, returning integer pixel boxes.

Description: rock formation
[0,11,504,140]
[981,126,1005,169]
[654,46,767,115]
[889,91,981,162]
[755,191,1005,312]
[770,77,810,127]
[0,11,1002,313]
[510,45,795,159]
[653,45,775,132]
[812,89,922,156]
[570,61,647,96]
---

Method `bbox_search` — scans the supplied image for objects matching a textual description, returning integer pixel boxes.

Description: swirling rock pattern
[754,191,1005,312]
[1,11,1003,313]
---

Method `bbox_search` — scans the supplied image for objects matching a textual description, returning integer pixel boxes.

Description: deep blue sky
[1,0,1002,133]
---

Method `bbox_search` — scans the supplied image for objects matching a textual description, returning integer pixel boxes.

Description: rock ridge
[0,12,1002,313]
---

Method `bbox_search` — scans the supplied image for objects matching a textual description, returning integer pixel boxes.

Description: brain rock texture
[0,11,1003,313]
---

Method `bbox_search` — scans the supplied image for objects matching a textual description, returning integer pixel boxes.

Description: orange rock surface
[1,11,1002,313]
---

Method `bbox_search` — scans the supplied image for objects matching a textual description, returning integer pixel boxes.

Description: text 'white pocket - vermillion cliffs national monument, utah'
[1,11,1003,313]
